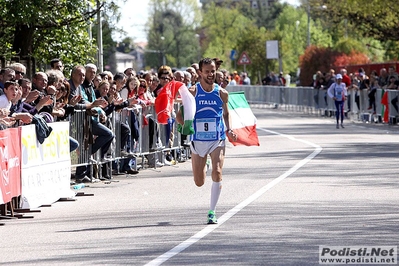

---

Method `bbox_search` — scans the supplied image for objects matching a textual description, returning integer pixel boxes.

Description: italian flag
[227,91,260,146]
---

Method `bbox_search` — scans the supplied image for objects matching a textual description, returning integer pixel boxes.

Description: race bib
[336,91,342,101]
[195,118,218,140]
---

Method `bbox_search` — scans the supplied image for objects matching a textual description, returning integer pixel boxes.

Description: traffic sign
[237,51,252,65]
[230,50,236,60]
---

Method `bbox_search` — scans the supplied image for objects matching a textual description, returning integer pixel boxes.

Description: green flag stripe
[228,91,250,110]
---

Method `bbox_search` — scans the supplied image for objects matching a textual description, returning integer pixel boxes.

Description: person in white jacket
[327,74,347,129]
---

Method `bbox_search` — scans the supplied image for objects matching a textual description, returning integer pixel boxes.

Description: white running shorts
[190,140,225,158]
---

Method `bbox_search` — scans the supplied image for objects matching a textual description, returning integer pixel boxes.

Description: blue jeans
[69,136,79,152]
[91,119,114,158]
[75,120,114,179]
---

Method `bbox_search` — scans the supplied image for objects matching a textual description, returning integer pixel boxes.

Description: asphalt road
[1,108,398,266]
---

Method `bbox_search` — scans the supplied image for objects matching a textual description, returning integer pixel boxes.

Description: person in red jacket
[341,69,351,111]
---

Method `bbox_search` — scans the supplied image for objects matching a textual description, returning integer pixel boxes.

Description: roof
[115,51,136,60]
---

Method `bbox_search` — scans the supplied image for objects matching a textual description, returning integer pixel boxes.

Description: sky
[115,0,300,43]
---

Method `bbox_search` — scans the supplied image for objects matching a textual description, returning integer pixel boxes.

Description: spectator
[312,71,324,108]
[186,67,198,85]
[0,68,16,91]
[347,74,359,112]
[124,67,136,79]
[0,81,18,109]
[9,62,26,81]
[340,69,351,111]
[174,71,184,82]
[50,58,64,72]
[68,64,113,183]
[190,63,200,81]
[262,73,272,86]
[378,68,388,88]
[387,65,398,81]
[278,72,286,86]
[149,76,160,97]
[367,76,379,114]
[242,72,250,85]
[215,71,224,86]
[183,71,192,87]
[229,73,236,86]
[212,58,223,70]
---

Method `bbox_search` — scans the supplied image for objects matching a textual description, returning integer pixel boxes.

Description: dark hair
[114,72,126,82]
[50,58,61,68]
[99,72,108,78]
[4,80,17,89]
[58,80,71,104]
[18,78,31,86]
[124,68,135,75]
[199,58,214,71]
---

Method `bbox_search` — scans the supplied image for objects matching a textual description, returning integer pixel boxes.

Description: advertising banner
[20,122,74,209]
[0,128,21,204]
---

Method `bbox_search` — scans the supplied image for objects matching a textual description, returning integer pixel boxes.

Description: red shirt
[342,74,351,87]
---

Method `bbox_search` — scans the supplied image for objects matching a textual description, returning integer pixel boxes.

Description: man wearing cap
[212,58,223,70]
[328,74,347,129]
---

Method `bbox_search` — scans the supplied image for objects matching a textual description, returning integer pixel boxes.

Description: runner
[178,58,237,224]
[327,73,347,129]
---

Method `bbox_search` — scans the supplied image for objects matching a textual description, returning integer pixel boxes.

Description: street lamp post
[195,34,201,61]
[307,0,310,47]
[306,3,327,48]
[161,36,166,66]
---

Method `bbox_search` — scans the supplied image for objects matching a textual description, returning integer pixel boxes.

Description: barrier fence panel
[226,85,398,125]
[388,90,399,123]
[69,110,91,167]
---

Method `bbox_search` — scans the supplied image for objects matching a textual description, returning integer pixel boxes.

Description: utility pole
[97,0,103,72]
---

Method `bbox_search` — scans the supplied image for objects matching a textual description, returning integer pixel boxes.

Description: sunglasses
[15,71,25,75]
[159,77,170,81]
[139,84,146,88]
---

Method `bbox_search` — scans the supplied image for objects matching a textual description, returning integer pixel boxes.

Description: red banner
[0,127,21,204]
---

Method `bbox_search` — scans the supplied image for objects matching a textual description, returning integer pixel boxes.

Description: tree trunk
[13,24,35,56]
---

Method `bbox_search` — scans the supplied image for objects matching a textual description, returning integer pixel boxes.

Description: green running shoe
[207,210,218,224]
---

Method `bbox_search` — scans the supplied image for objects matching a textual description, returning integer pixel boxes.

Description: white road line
[145,128,322,266]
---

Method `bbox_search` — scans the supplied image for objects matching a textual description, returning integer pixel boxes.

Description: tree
[312,0,399,42]
[0,0,124,74]
[201,2,254,67]
[146,0,201,68]
[234,25,276,83]
[299,46,369,86]
[274,4,332,77]
[0,1,101,67]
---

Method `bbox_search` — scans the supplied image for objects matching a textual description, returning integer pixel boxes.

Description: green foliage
[201,3,255,68]
[319,0,399,42]
[333,39,366,55]
[274,4,332,77]
[234,26,277,83]
[0,0,125,75]
[146,0,201,69]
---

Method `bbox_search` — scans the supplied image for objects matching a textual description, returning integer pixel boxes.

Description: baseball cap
[212,58,223,63]
[336,74,343,79]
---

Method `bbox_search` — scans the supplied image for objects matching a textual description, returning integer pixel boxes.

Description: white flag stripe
[230,107,257,129]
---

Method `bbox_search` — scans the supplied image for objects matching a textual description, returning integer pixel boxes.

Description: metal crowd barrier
[69,104,190,178]
[226,85,399,125]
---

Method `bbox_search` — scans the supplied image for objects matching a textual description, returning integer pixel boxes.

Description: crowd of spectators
[310,66,399,113]
[0,57,249,184]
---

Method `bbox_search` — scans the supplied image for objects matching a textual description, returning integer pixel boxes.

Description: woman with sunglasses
[137,79,153,106]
